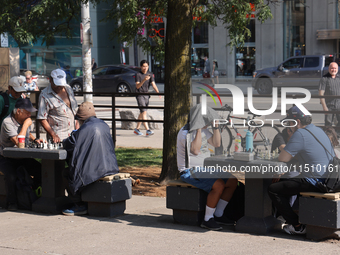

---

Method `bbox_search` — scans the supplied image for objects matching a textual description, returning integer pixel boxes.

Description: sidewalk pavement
[115,128,163,149]
[1,195,339,255]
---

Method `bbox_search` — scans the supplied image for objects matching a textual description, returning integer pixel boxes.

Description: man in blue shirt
[268,106,333,235]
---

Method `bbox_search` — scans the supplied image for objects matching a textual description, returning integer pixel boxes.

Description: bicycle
[208,104,281,156]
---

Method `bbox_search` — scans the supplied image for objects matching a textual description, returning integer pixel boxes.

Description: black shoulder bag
[304,128,340,193]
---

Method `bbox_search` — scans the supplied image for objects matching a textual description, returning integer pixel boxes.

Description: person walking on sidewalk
[134,60,160,136]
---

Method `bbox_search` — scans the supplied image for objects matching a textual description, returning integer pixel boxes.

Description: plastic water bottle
[245,130,253,152]
[234,133,242,152]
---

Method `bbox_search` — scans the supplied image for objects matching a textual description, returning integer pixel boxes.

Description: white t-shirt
[177,127,213,172]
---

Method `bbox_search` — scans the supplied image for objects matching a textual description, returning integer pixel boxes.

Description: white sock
[214,199,229,217]
[204,205,215,221]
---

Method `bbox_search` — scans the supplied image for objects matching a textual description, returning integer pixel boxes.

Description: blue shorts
[180,168,230,193]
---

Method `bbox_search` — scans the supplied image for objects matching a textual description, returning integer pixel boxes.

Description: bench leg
[87,201,126,217]
[306,225,339,241]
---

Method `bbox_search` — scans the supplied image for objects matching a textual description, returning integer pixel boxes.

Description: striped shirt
[319,73,340,109]
[37,84,78,141]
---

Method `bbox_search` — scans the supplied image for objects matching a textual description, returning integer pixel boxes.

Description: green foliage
[0,0,88,46]
[103,0,274,62]
[115,147,163,167]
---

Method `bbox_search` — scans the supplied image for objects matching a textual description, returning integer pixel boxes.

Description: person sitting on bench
[268,106,334,235]
[177,104,238,230]
[62,102,119,216]
[0,98,42,211]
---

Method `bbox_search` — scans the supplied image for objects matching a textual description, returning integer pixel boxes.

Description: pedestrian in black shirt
[134,60,161,136]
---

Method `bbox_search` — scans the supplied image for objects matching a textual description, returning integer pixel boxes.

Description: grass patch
[115,147,163,167]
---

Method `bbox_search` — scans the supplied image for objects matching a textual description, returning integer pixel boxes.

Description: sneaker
[214,215,235,226]
[200,218,222,231]
[146,130,154,136]
[283,224,306,235]
[134,128,143,136]
[62,205,88,216]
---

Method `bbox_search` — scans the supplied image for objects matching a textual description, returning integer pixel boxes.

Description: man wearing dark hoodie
[62,102,119,216]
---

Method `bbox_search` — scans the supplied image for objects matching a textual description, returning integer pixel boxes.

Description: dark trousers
[325,108,340,137]
[62,167,82,205]
[268,176,319,226]
[0,156,41,205]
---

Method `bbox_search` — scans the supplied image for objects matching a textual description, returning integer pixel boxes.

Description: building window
[236,19,255,77]
[283,0,306,59]
[191,48,209,77]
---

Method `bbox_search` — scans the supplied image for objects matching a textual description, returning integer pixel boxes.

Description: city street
[77,80,325,131]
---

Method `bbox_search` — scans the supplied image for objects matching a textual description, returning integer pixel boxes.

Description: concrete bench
[81,173,132,217]
[0,171,5,208]
[166,180,207,226]
[300,191,340,240]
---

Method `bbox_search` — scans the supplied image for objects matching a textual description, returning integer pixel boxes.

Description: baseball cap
[76,102,96,121]
[283,106,309,120]
[9,76,26,92]
[51,69,67,86]
[15,98,37,112]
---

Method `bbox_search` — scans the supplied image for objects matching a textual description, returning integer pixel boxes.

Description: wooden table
[204,155,287,235]
[3,147,72,214]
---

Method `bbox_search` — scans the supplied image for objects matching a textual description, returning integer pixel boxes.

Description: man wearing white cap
[37,69,78,143]
[0,76,26,129]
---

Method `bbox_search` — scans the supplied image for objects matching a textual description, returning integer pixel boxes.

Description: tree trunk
[160,0,198,183]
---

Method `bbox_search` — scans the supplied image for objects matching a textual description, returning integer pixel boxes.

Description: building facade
[128,0,340,83]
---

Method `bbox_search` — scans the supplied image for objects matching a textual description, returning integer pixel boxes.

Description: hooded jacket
[63,116,119,194]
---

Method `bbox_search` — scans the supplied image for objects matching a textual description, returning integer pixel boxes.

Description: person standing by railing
[319,62,340,137]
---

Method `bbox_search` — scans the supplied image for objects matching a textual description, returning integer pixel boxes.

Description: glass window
[193,22,208,44]
[282,57,303,69]
[236,47,256,77]
[191,48,209,77]
[93,66,108,76]
[283,0,306,59]
[106,66,122,75]
[304,57,319,68]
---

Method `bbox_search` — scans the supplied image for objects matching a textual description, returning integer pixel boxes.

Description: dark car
[69,65,142,93]
[20,69,50,89]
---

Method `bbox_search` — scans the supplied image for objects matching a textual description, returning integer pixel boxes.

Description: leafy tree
[0,0,276,182]
[0,0,86,46]
[104,0,275,182]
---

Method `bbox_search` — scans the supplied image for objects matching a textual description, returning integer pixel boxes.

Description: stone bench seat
[299,191,340,240]
[166,179,207,226]
[81,173,132,217]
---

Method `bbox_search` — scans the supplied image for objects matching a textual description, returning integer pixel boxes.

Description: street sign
[1,33,8,47]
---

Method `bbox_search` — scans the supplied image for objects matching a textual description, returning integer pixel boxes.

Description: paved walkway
[1,196,339,255]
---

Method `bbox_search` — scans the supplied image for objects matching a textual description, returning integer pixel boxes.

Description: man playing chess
[61,102,119,216]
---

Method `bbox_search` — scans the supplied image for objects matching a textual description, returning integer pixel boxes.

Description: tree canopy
[0,0,88,46]
[103,0,274,63]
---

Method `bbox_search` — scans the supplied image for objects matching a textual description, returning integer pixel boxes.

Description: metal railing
[30,91,165,143]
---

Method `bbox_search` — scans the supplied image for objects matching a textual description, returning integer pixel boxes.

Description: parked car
[20,69,50,89]
[251,55,334,94]
[69,65,142,93]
